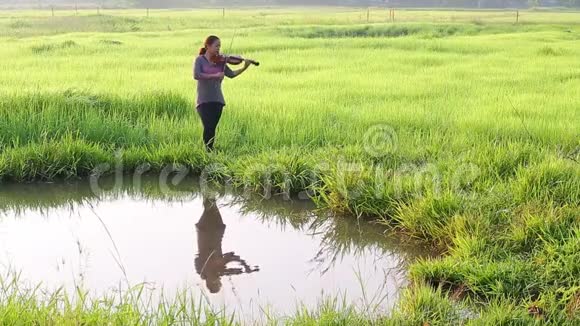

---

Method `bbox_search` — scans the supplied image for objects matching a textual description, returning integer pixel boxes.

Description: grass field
[0,7,579,325]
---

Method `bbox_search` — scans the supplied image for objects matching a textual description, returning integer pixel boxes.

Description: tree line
[2,0,579,9]
[130,0,580,7]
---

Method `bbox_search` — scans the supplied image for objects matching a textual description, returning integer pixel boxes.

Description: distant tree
[131,0,196,8]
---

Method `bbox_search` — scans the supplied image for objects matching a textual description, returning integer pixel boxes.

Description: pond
[0,177,428,321]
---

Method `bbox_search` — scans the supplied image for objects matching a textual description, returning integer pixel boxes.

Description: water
[0,177,427,320]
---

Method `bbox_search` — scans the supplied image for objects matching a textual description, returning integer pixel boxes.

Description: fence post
[516,10,519,23]
[51,6,54,17]
[223,8,225,19]
[97,6,100,15]
[75,3,78,15]
[147,8,149,17]
[367,7,369,23]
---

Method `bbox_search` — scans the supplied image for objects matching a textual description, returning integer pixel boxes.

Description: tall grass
[0,271,403,325]
[0,7,579,324]
[0,273,237,325]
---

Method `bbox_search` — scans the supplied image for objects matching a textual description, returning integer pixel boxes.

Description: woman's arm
[224,61,251,79]
[195,72,224,80]
[193,57,224,80]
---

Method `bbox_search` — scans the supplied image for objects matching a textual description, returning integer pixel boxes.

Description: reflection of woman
[195,197,259,293]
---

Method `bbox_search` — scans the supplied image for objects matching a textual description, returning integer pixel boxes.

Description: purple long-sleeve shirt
[193,55,235,107]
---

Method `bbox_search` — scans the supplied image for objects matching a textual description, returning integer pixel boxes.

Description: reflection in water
[195,196,259,293]
[0,176,433,319]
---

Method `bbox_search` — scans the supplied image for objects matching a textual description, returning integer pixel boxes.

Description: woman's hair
[199,35,220,55]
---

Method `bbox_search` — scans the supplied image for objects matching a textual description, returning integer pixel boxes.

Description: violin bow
[224,27,238,63]
[217,27,237,73]
[223,27,259,66]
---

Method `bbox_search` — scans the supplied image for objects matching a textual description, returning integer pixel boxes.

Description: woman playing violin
[193,35,254,152]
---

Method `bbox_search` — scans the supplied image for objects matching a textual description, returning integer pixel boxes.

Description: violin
[211,54,260,66]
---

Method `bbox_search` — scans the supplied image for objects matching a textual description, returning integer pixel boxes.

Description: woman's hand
[213,72,225,80]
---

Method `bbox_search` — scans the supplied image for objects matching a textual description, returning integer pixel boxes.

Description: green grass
[0,7,579,325]
[0,271,393,326]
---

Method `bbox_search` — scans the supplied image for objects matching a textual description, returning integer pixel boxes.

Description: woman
[193,35,252,152]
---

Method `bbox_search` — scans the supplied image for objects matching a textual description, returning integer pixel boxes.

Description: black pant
[197,102,224,151]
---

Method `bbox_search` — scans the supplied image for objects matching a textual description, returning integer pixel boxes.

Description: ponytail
[199,47,207,55]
